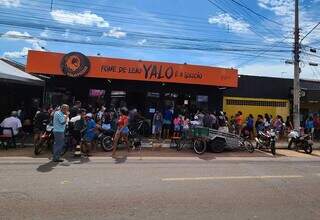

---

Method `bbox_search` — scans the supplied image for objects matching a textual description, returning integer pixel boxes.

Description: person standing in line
[218,111,229,133]
[52,104,69,162]
[69,101,81,119]
[83,113,96,157]
[306,116,315,139]
[264,113,271,129]
[33,105,50,147]
[235,111,243,135]
[285,116,293,132]
[96,106,106,122]
[173,115,182,137]
[203,111,213,128]
[153,110,163,140]
[163,107,173,139]
[255,115,265,134]
[245,114,254,139]
[182,115,190,139]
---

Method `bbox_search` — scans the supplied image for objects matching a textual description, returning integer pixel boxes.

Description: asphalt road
[0,156,320,220]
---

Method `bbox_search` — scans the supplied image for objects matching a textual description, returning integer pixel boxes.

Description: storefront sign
[26,50,238,87]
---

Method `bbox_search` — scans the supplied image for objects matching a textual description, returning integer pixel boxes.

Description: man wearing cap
[1,111,22,137]
[52,104,69,162]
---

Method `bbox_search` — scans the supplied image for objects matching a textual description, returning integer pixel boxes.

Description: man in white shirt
[1,111,22,137]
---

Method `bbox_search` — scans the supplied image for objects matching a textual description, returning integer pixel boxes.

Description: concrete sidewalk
[1,143,320,160]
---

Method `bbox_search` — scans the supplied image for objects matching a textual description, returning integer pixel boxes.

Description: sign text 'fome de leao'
[26,50,238,87]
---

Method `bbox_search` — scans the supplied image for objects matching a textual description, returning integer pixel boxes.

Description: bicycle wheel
[170,139,178,149]
[193,139,206,155]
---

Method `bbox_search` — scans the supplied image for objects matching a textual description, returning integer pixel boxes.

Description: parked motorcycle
[34,123,54,155]
[255,129,277,155]
[287,130,313,154]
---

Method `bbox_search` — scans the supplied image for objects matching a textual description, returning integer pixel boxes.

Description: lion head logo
[60,52,90,77]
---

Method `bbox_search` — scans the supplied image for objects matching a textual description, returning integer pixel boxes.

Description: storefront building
[223,75,320,122]
[26,51,238,118]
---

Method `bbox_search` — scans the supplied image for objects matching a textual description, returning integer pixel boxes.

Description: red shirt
[235,115,243,125]
[117,115,128,128]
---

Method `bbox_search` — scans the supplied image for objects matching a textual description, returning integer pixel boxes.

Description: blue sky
[0,0,320,79]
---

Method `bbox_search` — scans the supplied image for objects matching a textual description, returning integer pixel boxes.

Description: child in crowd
[83,113,96,156]
[173,115,183,137]
[182,115,190,138]
[153,110,163,140]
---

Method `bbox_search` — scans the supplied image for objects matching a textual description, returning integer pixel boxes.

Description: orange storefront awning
[26,50,238,87]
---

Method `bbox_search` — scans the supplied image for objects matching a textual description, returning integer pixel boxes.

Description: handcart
[187,126,254,155]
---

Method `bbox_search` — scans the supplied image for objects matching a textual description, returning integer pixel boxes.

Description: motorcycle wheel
[176,140,183,151]
[193,139,206,155]
[244,140,254,153]
[34,140,45,155]
[270,142,276,156]
[288,139,293,150]
[304,144,313,154]
[255,141,260,149]
[101,136,113,152]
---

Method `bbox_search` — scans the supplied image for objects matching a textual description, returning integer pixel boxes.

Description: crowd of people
[2,100,320,162]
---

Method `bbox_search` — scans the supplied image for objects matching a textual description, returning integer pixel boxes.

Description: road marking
[60,180,71,185]
[161,175,303,182]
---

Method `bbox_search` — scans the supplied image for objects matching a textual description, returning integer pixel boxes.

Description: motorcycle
[287,130,313,154]
[34,123,54,155]
[99,120,145,152]
[255,129,277,155]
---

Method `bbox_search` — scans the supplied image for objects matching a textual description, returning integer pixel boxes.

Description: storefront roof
[0,59,44,86]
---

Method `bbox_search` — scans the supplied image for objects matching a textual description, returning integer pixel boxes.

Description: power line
[235,35,292,67]
[300,22,320,43]
[206,0,286,41]
[228,0,283,26]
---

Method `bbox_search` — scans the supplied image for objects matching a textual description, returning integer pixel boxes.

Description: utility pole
[293,0,300,130]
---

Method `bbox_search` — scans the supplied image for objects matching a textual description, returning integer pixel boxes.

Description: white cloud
[258,0,293,16]
[239,63,293,78]
[2,31,31,40]
[2,31,45,59]
[2,30,46,46]
[208,13,250,34]
[3,47,30,58]
[103,27,126,38]
[3,43,45,59]
[137,39,147,46]
[258,0,320,44]
[50,10,109,28]
[0,0,20,7]
[40,28,49,38]
[62,29,70,38]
